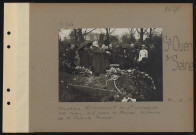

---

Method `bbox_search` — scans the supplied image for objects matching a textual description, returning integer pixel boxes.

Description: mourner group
[60,41,160,78]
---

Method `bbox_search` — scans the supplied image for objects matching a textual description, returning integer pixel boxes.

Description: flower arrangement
[61,64,158,102]
[74,66,92,77]
[106,67,155,90]
[105,67,157,101]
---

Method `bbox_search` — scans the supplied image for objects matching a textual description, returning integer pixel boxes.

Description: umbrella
[78,41,91,50]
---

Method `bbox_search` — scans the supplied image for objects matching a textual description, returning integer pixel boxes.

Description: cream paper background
[3,3,29,132]
[3,3,194,132]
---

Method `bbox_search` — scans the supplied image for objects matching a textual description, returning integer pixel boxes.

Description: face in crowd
[130,44,135,48]
[101,44,106,50]
[142,45,146,50]
[92,41,99,48]
[71,44,75,49]
[109,44,113,49]
[150,44,154,49]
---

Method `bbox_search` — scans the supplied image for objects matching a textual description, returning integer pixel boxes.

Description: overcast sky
[59,28,162,41]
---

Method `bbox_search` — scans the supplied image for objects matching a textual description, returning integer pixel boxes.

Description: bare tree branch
[131,28,136,34]
[109,28,116,34]
[133,29,136,34]
[152,28,156,33]
[128,28,132,32]
[146,32,150,36]
[83,28,87,34]
[128,28,137,34]
[99,28,103,33]
[136,28,140,34]
[143,28,148,34]
[83,28,96,35]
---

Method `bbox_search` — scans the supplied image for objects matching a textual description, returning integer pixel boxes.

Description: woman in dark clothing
[79,46,90,68]
[91,41,107,76]
[78,42,94,69]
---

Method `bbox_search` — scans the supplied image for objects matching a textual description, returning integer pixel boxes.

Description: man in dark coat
[122,49,129,69]
[66,44,76,67]
[79,45,89,68]
[127,44,137,68]
[107,43,116,64]
[115,46,124,69]
[87,43,93,69]
[79,42,94,69]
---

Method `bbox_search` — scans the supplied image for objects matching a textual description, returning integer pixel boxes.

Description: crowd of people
[60,40,159,77]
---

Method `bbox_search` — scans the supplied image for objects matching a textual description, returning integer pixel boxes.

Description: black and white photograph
[59,28,163,102]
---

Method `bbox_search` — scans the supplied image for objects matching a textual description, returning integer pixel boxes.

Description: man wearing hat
[138,44,148,62]
[78,41,92,68]
[127,43,137,68]
[66,44,76,67]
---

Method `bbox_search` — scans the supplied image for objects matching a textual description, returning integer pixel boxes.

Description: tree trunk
[78,28,85,43]
[130,32,132,43]
[74,29,78,43]
[149,28,152,44]
[106,28,110,46]
[140,28,143,43]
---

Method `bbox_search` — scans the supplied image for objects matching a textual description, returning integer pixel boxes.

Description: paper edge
[3,3,30,133]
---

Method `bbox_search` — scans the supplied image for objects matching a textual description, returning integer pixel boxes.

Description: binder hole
[7,88,10,92]
[7,102,11,105]
[7,31,11,35]
[7,45,11,49]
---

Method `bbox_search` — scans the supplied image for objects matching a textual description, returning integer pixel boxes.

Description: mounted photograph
[58,28,163,102]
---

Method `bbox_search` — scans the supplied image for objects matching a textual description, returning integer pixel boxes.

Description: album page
[3,3,194,132]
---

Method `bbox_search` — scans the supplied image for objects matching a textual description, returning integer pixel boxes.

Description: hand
[106,51,111,54]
